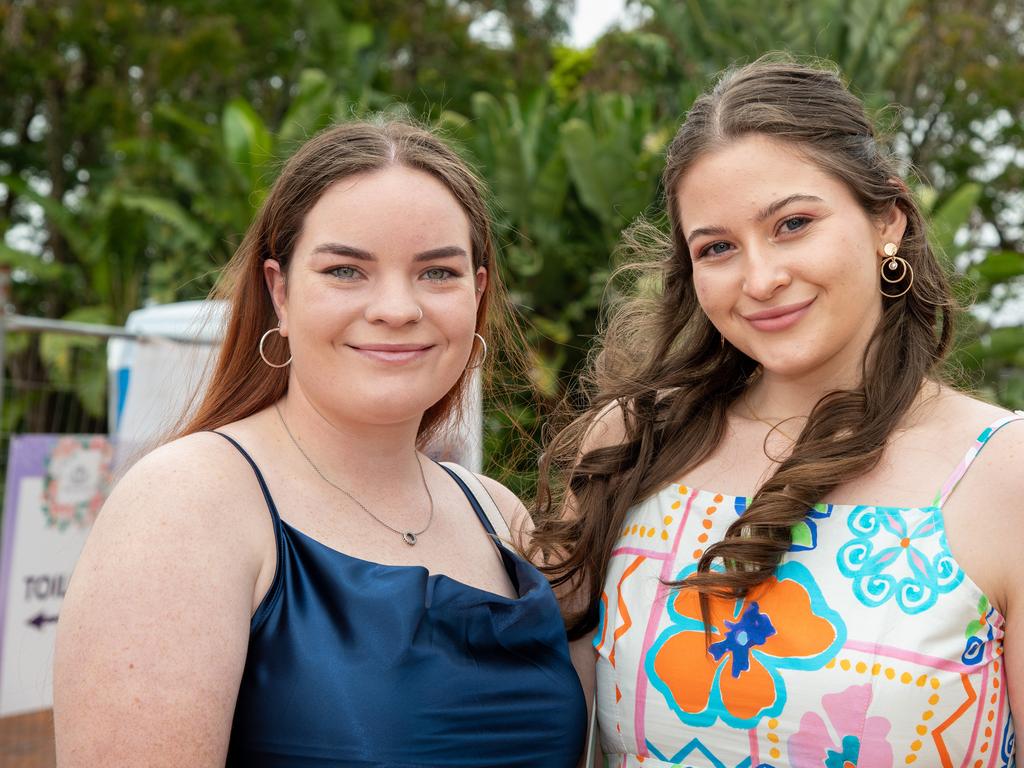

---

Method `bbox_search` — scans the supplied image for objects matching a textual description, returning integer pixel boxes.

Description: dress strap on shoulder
[439,461,512,542]
[210,431,282,525]
[933,410,1024,508]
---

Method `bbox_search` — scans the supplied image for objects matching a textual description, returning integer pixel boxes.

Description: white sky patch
[570,0,629,47]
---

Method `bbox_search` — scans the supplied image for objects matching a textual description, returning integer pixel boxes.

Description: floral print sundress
[595,411,1023,768]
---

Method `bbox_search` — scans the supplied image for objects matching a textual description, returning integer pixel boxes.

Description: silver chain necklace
[274,402,434,545]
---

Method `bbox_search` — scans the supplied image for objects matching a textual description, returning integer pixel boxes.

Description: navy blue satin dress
[215,433,586,767]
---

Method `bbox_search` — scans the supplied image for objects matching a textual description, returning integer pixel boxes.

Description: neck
[744,354,864,422]
[276,383,425,487]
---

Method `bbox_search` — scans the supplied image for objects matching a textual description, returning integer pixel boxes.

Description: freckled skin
[679,135,888,384]
[268,166,485,431]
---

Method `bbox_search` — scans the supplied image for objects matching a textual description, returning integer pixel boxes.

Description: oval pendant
[403,532,417,546]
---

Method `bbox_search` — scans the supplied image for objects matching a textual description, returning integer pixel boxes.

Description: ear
[876,196,908,254]
[474,266,488,307]
[263,259,289,336]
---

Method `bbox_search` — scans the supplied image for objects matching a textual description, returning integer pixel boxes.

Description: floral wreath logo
[42,436,113,530]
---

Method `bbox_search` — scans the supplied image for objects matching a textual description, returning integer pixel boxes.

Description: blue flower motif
[961,595,996,666]
[709,602,777,677]
[837,506,963,614]
[645,561,846,730]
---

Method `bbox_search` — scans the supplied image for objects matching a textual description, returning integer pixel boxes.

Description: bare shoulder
[65,428,272,620]
[475,473,533,536]
[929,385,1017,425]
[113,430,258,512]
[929,388,1024,477]
[54,430,272,765]
[933,389,1024,609]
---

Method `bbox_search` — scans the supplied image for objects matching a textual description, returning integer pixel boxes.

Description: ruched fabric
[214,432,586,768]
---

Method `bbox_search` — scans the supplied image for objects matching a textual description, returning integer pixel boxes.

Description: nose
[363,277,422,326]
[741,244,790,301]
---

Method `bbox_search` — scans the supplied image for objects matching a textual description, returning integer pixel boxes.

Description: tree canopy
[2,0,1021,486]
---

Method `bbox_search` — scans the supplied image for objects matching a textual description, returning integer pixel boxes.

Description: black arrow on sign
[28,612,58,630]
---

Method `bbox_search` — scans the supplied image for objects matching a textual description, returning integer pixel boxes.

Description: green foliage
[0,0,1020,478]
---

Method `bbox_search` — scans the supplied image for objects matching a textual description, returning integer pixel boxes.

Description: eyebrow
[310,243,470,262]
[756,194,824,222]
[684,194,825,246]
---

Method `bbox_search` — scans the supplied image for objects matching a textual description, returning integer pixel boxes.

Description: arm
[53,434,269,767]
[567,401,630,767]
[476,473,598,766]
[1003,581,1024,736]
[984,426,1024,725]
[482,403,628,767]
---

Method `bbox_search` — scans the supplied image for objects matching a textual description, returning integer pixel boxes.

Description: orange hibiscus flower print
[645,561,846,729]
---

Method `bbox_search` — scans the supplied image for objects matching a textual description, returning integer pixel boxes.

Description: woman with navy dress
[54,120,587,767]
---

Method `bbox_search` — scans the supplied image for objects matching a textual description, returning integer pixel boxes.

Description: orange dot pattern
[969,660,1002,763]
[904,678,942,765]
[766,717,781,761]
[692,492,723,561]
[824,654,944,765]
[619,488,689,544]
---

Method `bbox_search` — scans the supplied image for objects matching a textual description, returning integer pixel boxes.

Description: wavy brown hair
[176,118,520,446]
[531,57,958,639]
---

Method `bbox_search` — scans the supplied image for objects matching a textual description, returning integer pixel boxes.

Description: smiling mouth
[348,344,434,363]
[742,297,816,331]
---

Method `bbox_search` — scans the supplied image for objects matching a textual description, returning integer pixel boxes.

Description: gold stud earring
[879,242,913,299]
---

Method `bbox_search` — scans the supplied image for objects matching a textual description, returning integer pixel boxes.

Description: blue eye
[423,267,457,282]
[780,216,810,233]
[329,265,361,280]
[698,241,732,259]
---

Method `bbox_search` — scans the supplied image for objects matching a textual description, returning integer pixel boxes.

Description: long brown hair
[178,118,515,446]
[531,57,958,639]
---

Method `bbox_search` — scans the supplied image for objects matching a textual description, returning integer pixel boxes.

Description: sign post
[0,435,110,716]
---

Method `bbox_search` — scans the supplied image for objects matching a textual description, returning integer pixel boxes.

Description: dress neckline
[674,409,1024,512]
[672,482,940,513]
[280,517,534,605]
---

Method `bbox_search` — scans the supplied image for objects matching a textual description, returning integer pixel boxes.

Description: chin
[756,351,848,380]
[351,386,457,424]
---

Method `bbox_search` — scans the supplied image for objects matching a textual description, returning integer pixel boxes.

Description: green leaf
[983,327,1024,365]
[930,183,981,256]
[1,176,93,260]
[152,103,214,141]
[0,243,66,280]
[506,244,545,278]
[560,118,610,222]
[278,69,335,147]
[39,307,111,378]
[222,98,273,191]
[968,251,1024,285]
[791,521,814,548]
[117,193,213,249]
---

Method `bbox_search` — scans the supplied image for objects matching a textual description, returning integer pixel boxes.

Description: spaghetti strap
[210,430,282,526]
[438,462,506,541]
[439,461,512,542]
[933,410,1024,507]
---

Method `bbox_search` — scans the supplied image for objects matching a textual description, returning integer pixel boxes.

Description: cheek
[430,291,479,330]
[692,274,724,317]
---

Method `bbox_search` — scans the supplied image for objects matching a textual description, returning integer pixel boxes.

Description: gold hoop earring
[879,243,914,299]
[259,326,292,368]
[466,332,487,369]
